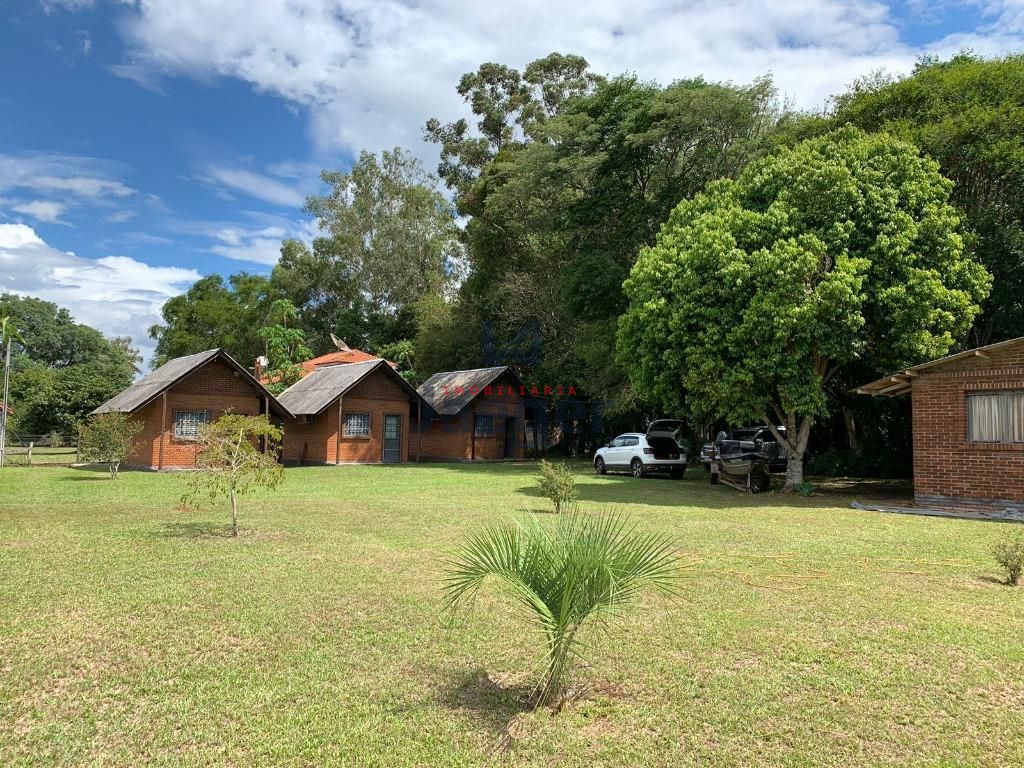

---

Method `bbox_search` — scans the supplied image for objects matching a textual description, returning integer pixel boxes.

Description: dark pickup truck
[699,426,788,474]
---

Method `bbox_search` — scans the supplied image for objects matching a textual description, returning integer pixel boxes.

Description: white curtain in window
[968,394,1004,442]
[1012,393,1024,444]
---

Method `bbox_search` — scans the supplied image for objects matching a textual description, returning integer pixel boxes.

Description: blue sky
[1,0,1022,364]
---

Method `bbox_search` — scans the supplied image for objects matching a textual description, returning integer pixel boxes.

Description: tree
[79,412,143,479]
[0,295,138,435]
[618,127,991,487]
[830,52,1024,346]
[0,311,26,468]
[258,299,313,395]
[443,511,680,708]
[427,59,785,416]
[183,414,284,537]
[149,274,276,367]
[304,148,464,316]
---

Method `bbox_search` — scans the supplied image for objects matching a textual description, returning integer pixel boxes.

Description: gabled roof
[92,349,289,416]
[417,366,521,417]
[277,359,421,417]
[855,336,1024,397]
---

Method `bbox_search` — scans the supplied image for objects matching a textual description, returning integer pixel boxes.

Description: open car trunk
[646,419,685,459]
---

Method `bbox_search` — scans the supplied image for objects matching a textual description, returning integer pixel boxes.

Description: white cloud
[0,223,199,364]
[11,200,69,224]
[104,210,137,223]
[108,0,1024,163]
[0,152,136,201]
[197,165,305,207]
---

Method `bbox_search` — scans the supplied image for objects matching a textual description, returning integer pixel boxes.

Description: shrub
[80,413,142,479]
[444,510,681,708]
[45,430,63,449]
[795,481,814,497]
[993,529,1024,586]
[537,460,577,514]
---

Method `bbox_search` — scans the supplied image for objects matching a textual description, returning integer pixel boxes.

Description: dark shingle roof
[91,349,287,416]
[277,359,420,416]
[417,366,516,417]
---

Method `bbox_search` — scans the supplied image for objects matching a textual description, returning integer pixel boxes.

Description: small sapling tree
[993,530,1024,586]
[537,460,577,514]
[80,412,142,479]
[183,413,284,537]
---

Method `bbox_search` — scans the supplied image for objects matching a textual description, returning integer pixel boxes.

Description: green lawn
[1,463,1021,767]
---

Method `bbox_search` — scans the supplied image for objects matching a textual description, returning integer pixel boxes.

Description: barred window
[474,414,495,437]
[967,392,1024,444]
[174,410,208,441]
[344,412,370,437]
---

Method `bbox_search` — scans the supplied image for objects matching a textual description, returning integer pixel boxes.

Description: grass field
[1,463,1021,767]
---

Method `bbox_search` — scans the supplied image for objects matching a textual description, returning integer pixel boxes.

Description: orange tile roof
[300,349,380,374]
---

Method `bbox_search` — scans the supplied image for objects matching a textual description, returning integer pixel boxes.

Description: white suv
[593,421,687,479]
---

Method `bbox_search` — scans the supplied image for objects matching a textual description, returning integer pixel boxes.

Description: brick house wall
[127,358,269,469]
[281,367,411,464]
[911,344,1024,505]
[417,373,526,461]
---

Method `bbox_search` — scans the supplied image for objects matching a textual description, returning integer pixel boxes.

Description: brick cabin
[91,349,288,470]
[416,367,526,461]
[277,359,424,465]
[857,337,1024,508]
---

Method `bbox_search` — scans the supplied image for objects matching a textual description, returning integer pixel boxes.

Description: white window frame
[173,409,209,441]
[474,414,495,437]
[344,412,371,438]
[967,391,1024,444]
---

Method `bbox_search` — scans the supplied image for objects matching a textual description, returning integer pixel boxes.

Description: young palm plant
[443,509,681,708]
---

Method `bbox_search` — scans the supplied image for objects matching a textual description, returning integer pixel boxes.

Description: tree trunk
[230,489,239,537]
[842,406,861,454]
[765,411,813,491]
[109,461,119,480]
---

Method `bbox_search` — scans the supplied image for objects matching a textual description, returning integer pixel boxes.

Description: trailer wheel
[751,471,770,493]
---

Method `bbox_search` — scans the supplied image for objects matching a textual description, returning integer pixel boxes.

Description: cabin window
[967,392,1024,444]
[344,412,370,437]
[474,414,495,437]
[174,410,208,441]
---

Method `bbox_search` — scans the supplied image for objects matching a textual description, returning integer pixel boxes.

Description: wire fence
[0,432,81,466]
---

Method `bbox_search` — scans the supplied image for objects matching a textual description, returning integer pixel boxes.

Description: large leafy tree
[149,273,278,367]
[427,57,785,413]
[830,52,1024,346]
[304,148,464,317]
[618,127,991,487]
[0,295,138,434]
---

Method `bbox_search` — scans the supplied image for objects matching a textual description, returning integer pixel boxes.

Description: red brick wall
[416,373,526,461]
[281,367,412,464]
[127,358,267,469]
[911,344,1024,504]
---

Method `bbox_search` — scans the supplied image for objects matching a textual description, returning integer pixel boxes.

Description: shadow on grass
[153,521,234,539]
[976,574,1016,587]
[438,668,534,741]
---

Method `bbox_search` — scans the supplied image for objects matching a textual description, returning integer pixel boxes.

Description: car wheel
[671,467,684,480]
[594,457,606,475]
[630,458,644,479]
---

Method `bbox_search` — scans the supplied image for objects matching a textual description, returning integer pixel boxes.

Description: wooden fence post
[76,428,81,464]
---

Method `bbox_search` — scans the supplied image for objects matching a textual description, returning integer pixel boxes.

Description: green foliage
[305,148,464,316]
[148,274,276,368]
[618,127,991,486]
[1,295,138,433]
[443,510,680,707]
[537,460,577,514]
[44,431,62,449]
[375,339,419,386]
[993,530,1024,586]
[427,59,786,410]
[182,414,284,537]
[79,413,143,479]
[259,299,313,395]
[830,53,1024,345]
[794,482,814,498]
